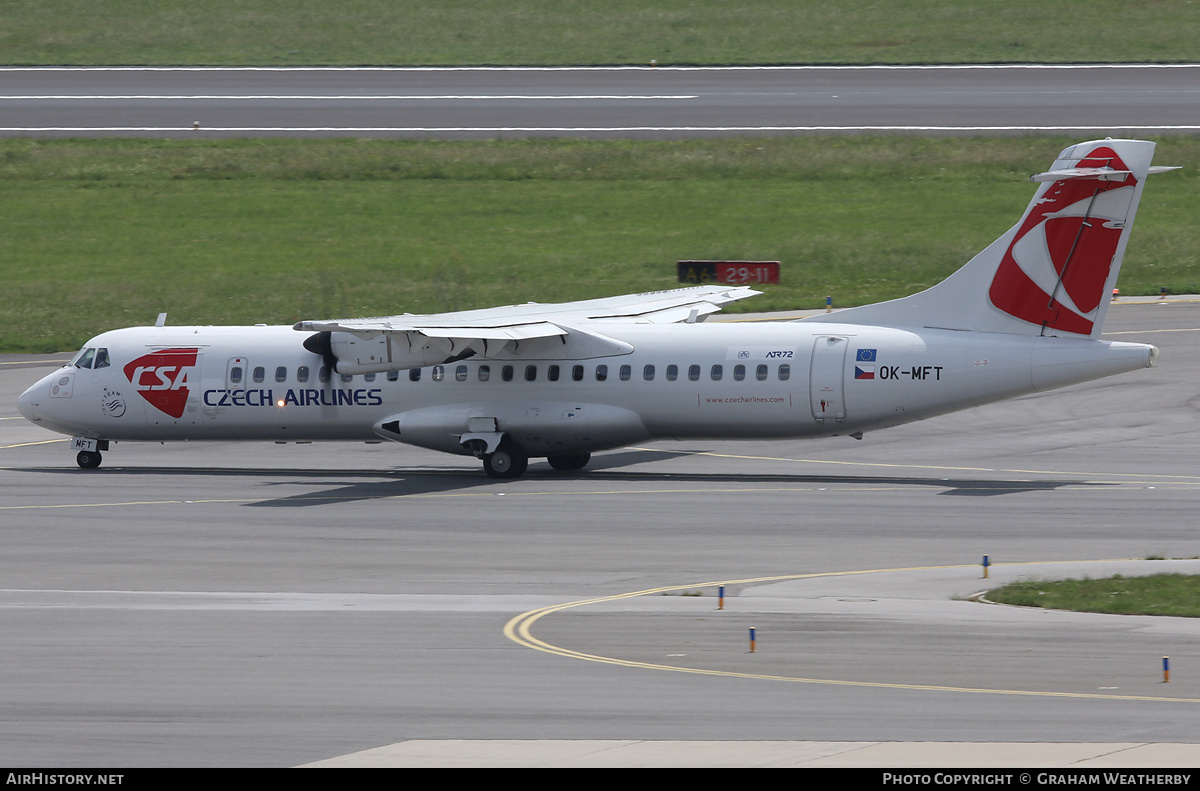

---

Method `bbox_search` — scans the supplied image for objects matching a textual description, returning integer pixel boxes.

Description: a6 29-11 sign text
[677,260,780,285]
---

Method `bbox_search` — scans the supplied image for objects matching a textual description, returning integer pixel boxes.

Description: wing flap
[393,322,566,341]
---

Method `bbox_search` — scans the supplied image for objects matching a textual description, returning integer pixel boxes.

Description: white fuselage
[18,321,1156,459]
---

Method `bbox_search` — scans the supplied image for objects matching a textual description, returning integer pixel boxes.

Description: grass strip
[987,574,1200,618]
[2,136,1196,353]
[4,0,1200,66]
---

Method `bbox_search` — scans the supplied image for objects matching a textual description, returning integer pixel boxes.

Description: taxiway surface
[2,301,1199,766]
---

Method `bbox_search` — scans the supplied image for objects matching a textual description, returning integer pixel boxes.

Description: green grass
[987,574,1200,617]
[3,0,1200,66]
[2,136,1197,353]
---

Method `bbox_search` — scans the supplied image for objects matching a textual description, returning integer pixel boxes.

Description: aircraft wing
[294,285,760,336]
[294,285,761,373]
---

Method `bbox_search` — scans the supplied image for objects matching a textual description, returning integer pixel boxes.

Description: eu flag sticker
[856,348,877,362]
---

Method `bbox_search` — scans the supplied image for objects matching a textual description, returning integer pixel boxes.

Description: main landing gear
[478,441,592,479]
[547,452,590,471]
[482,438,528,479]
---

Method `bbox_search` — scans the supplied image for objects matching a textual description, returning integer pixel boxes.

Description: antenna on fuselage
[155,313,168,328]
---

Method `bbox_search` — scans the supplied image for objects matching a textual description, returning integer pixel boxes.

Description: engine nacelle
[322,331,477,375]
[372,402,650,456]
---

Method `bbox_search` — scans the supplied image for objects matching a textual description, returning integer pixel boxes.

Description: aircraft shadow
[246,456,1103,506]
[15,452,1109,508]
[247,473,1103,508]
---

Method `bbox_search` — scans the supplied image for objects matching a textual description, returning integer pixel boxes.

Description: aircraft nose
[18,382,39,422]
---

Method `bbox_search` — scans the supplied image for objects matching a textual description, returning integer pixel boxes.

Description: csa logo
[989,146,1135,336]
[122,348,199,419]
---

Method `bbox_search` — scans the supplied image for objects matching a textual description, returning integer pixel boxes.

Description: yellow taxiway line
[504,562,1200,704]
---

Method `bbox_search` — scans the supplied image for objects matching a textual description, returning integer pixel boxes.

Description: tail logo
[989,146,1135,335]
[122,348,199,419]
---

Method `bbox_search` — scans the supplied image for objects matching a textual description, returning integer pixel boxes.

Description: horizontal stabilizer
[1030,167,1132,182]
[1032,164,1179,182]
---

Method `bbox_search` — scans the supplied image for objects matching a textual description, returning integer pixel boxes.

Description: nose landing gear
[76,450,102,469]
[71,438,108,469]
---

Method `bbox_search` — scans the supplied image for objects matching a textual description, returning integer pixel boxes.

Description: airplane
[18,138,1176,478]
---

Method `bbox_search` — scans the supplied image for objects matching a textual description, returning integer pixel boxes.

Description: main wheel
[483,439,528,479]
[76,450,102,469]
[547,452,591,471]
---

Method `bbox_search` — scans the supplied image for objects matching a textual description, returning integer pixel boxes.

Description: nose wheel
[76,450,103,469]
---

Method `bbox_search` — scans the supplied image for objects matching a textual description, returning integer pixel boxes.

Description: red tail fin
[805,140,1164,339]
[988,146,1137,336]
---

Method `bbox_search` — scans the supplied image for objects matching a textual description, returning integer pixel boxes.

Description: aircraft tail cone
[1030,339,1157,393]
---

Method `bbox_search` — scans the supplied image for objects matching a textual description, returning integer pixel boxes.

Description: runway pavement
[2,300,1199,767]
[4,64,1200,137]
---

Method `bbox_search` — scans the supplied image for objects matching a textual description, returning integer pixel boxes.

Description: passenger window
[572,365,584,382]
[711,365,723,381]
[478,365,490,382]
[253,367,265,383]
[619,365,631,381]
[432,365,445,382]
[643,364,655,381]
[502,365,514,382]
[409,368,421,382]
[595,365,608,382]
[666,364,678,381]
[525,365,537,382]
[386,370,399,381]
[779,364,791,381]
[341,373,353,383]
[688,364,700,382]
[94,348,110,369]
[275,366,287,383]
[548,365,560,382]
[733,364,745,381]
[456,365,468,382]
[230,366,243,384]
[75,348,95,369]
[297,366,310,383]
[319,366,331,383]
[756,364,768,381]
[364,372,376,382]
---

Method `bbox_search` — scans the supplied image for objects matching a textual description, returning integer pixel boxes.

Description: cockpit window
[94,348,110,369]
[73,347,95,369]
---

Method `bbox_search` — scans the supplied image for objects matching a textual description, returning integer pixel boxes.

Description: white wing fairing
[18,140,1169,478]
